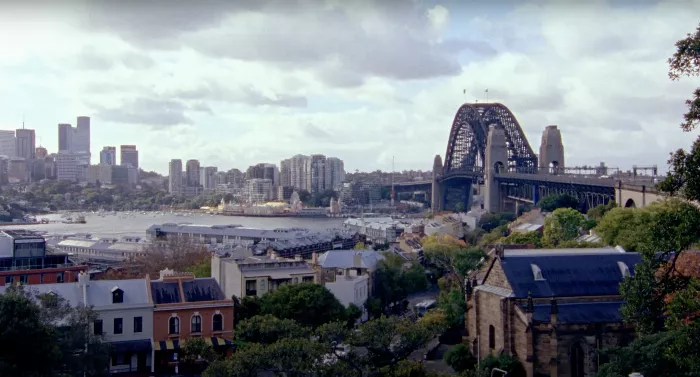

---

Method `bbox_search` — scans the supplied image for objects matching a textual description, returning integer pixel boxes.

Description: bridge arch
[624,198,637,208]
[443,103,537,175]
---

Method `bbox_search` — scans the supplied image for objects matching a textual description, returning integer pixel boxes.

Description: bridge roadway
[387,174,657,190]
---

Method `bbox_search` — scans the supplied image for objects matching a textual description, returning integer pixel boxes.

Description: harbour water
[3,212,346,238]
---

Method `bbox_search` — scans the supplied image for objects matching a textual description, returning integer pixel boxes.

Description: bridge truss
[496,176,615,212]
[443,103,538,176]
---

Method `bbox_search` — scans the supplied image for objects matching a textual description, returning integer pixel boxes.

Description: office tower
[185,160,200,187]
[310,154,327,194]
[280,158,291,187]
[100,146,117,165]
[58,123,72,151]
[15,128,36,160]
[74,116,91,155]
[35,146,48,159]
[0,130,16,157]
[120,145,139,168]
[168,159,183,195]
[326,157,345,190]
[56,152,79,182]
[200,166,217,190]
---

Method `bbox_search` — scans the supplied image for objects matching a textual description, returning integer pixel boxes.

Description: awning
[153,339,180,351]
[111,339,152,353]
[205,337,233,347]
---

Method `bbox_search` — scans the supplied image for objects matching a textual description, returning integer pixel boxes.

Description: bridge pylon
[431,154,444,212]
[484,125,508,213]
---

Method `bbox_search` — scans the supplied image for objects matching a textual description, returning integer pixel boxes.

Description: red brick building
[0,230,87,286]
[466,248,638,377]
[147,269,233,375]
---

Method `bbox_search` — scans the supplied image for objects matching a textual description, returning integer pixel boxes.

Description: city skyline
[0,1,698,174]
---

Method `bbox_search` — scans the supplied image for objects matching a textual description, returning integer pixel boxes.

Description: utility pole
[391,156,395,207]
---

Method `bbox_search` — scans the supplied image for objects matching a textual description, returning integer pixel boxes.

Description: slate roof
[531,302,624,324]
[87,279,150,307]
[317,249,385,269]
[150,278,226,304]
[499,252,642,298]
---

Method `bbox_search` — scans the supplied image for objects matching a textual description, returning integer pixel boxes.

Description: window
[19,275,28,284]
[488,325,495,350]
[40,273,44,284]
[94,320,103,335]
[112,287,124,304]
[133,317,143,333]
[213,313,223,332]
[169,317,180,335]
[4,276,11,285]
[56,272,64,283]
[530,264,544,281]
[114,318,123,335]
[191,315,202,333]
[617,261,631,278]
[570,342,585,377]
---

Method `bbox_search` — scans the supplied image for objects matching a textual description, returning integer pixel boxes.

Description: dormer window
[111,287,124,304]
[531,264,544,281]
[617,261,631,278]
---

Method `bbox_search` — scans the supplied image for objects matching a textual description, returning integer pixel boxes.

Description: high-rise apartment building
[168,159,183,195]
[185,159,200,188]
[0,130,16,158]
[56,152,79,182]
[285,154,344,193]
[310,154,327,194]
[280,158,291,187]
[326,157,345,190]
[15,128,36,160]
[120,145,139,168]
[100,146,117,165]
[58,123,72,151]
[200,166,217,191]
[290,154,311,192]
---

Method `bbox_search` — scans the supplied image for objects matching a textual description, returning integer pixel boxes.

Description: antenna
[22,114,25,129]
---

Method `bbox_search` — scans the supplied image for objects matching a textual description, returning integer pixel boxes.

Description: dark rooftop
[150,281,181,304]
[2,230,46,240]
[531,301,624,324]
[182,279,226,302]
[500,253,642,298]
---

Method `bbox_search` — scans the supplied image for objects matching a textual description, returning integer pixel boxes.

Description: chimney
[78,270,90,286]
[353,252,362,268]
[550,296,558,326]
[525,291,534,322]
[311,252,318,265]
[495,244,505,259]
[159,268,175,280]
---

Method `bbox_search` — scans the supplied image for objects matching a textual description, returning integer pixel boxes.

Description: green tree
[454,201,465,213]
[260,283,347,328]
[236,315,310,345]
[668,22,700,133]
[233,295,262,326]
[444,344,477,373]
[587,201,617,221]
[422,234,485,291]
[186,258,211,278]
[374,253,428,311]
[542,207,584,247]
[500,231,543,248]
[536,193,579,212]
[478,212,516,232]
[437,288,467,328]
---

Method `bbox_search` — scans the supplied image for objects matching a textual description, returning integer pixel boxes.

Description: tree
[181,337,217,375]
[260,283,347,328]
[668,23,700,132]
[478,212,516,232]
[374,253,428,311]
[134,236,211,278]
[437,288,467,328]
[536,193,579,212]
[587,201,616,221]
[422,234,485,291]
[444,344,477,373]
[454,201,465,213]
[542,207,584,247]
[186,259,211,278]
[233,295,262,325]
[236,315,310,345]
[500,231,543,248]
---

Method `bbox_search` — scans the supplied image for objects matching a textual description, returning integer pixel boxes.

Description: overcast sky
[0,0,698,174]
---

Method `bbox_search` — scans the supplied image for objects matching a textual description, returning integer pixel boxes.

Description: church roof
[499,252,642,298]
[531,301,624,324]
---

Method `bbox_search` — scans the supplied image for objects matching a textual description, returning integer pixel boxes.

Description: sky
[0,0,698,175]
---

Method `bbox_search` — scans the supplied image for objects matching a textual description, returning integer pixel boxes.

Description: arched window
[488,325,495,349]
[570,342,585,377]
[169,317,180,335]
[213,313,223,332]
[191,315,202,333]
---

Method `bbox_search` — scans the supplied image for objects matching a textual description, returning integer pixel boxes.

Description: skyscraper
[0,130,16,158]
[290,154,311,191]
[35,146,48,159]
[279,158,292,187]
[58,123,72,151]
[168,159,183,195]
[100,146,117,165]
[185,159,201,187]
[74,116,91,154]
[326,157,345,190]
[120,145,139,168]
[15,128,36,160]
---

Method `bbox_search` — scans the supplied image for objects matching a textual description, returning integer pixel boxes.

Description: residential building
[0,130,16,157]
[168,159,183,195]
[87,164,134,186]
[0,273,155,375]
[310,154,327,193]
[466,247,638,377]
[343,217,406,244]
[149,269,233,375]
[0,230,87,286]
[423,214,464,238]
[246,178,272,203]
[120,145,139,169]
[315,249,384,321]
[327,157,345,190]
[279,158,291,187]
[290,154,311,191]
[15,128,36,160]
[278,185,294,201]
[146,223,359,259]
[200,166,217,191]
[51,236,149,263]
[185,159,200,192]
[212,250,317,299]
[58,123,72,151]
[100,146,117,165]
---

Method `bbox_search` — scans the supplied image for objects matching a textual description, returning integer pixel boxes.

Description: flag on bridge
[463,89,466,94]
[485,88,489,93]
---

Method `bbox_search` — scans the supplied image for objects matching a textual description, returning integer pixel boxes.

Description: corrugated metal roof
[317,249,384,269]
[474,284,514,298]
[242,268,316,279]
[500,253,642,298]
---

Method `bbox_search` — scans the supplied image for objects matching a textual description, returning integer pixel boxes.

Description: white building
[246,178,272,203]
[56,151,79,182]
[343,217,406,244]
[0,130,16,158]
[326,157,345,190]
[316,249,384,322]
[0,273,155,374]
[211,249,317,299]
[290,154,311,192]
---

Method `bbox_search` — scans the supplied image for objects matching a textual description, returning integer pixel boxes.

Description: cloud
[74,46,154,71]
[171,82,307,108]
[93,97,211,128]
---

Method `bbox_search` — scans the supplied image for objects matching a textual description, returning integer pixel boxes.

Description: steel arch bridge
[443,103,538,178]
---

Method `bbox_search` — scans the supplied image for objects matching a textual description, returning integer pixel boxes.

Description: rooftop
[317,249,385,269]
[1,229,45,240]
[150,277,227,305]
[531,301,624,324]
[147,223,353,242]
